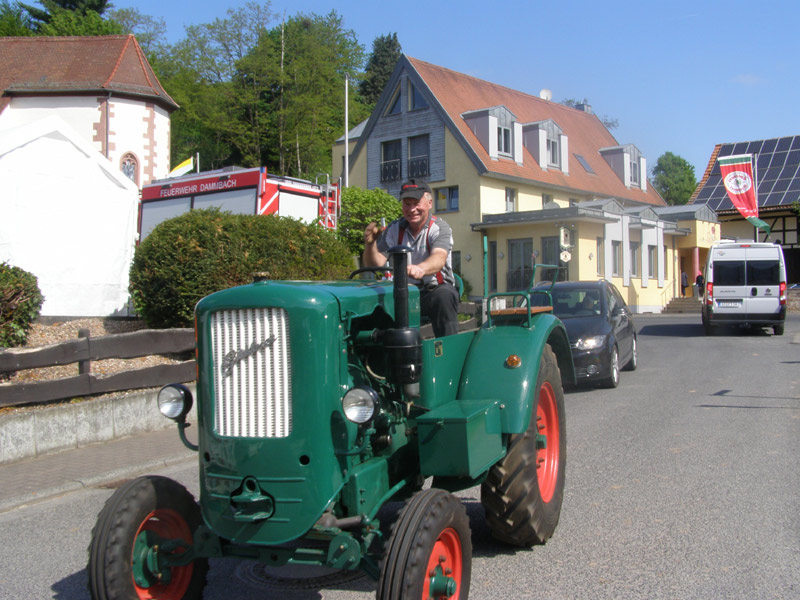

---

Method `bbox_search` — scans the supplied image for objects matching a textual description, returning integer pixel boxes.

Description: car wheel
[773,323,784,336]
[601,345,620,388]
[622,336,637,371]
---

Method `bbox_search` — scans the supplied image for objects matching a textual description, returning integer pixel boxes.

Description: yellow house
[334,55,719,312]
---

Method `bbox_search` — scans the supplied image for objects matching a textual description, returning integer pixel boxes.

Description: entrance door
[507,238,532,291]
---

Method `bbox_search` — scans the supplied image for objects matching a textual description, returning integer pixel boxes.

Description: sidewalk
[0,426,195,512]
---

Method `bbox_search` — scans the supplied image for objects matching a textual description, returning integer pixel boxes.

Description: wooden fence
[0,328,196,408]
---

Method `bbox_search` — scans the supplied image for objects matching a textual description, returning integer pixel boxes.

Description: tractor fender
[457,314,573,434]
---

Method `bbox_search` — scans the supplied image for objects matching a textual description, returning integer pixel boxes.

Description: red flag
[718,154,770,234]
[719,154,757,217]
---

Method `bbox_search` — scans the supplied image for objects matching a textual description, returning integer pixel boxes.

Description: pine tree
[359,33,401,106]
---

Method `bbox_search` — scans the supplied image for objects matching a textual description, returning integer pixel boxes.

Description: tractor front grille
[210,308,292,438]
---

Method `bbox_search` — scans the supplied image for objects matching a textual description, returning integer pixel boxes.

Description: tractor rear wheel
[88,475,208,600]
[481,344,566,546]
[377,488,471,600]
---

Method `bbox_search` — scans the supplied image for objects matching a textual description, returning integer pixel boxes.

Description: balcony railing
[408,155,429,178]
[380,159,401,182]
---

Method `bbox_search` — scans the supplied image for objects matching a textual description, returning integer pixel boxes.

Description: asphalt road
[0,314,798,599]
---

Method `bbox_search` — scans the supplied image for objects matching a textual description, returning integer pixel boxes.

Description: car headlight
[342,386,378,424]
[575,335,606,350]
[158,384,193,421]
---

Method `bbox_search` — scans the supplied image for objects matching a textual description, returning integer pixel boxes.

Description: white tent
[0,116,139,316]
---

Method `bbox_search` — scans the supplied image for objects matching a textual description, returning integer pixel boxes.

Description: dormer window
[630,158,640,186]
[497,126,512,155]
[522,119,568,174]
[547,135,560,167]
[599,144,647,191]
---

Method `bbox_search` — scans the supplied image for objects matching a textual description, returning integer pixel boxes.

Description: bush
[338,187,402,255]
[129,209,355,328]
[0,262,44,348]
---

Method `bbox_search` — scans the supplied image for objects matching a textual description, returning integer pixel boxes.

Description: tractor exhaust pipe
[390,246,411,328]
[382,247,421,396]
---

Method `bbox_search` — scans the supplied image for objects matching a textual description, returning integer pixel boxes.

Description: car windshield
[534,288,602,319]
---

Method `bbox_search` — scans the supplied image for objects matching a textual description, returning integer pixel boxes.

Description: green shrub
[338,186,402,255]
[129,209,354,328]
[0,262,44,348]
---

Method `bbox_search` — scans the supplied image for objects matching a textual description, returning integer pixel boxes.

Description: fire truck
[139,167,340,240]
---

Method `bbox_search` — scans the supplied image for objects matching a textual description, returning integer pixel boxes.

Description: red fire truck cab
[139,167,340,240]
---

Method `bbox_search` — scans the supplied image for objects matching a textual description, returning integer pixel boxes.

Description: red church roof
[0,35,177,113]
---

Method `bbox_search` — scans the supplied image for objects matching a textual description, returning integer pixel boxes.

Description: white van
[701,241,787,335]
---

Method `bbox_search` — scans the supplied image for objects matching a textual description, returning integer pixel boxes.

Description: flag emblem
[723,170,752,195]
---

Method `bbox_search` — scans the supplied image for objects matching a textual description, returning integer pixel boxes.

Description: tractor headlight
[158,384,193,421]
[342,386,378,424]
[575,335,606,350]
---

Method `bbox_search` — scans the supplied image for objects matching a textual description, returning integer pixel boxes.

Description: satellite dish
[539,89,552,101]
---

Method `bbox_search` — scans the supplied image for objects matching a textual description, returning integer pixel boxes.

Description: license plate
[718,301,740,308]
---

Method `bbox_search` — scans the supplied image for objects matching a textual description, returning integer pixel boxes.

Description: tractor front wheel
[481,344,566,546]
[377,488,471,600]
[88,475,208,600]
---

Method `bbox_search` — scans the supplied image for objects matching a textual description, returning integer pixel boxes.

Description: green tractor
[88,247,574,600]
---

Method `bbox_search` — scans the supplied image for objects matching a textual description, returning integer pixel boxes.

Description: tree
[651,152,697,206]
[359,33,401,106]
[160,1,275,170]
[19,0,110,29]
[0,1,34,35]
[338,186,402,256]
[257,11,368,177]
[38,7,121,35]
[562,97,619,130]
[108,7,168,59]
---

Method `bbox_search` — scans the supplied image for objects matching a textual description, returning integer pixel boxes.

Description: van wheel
[773,324,784,336]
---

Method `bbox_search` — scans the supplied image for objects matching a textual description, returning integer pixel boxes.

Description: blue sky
[115,0,799,179]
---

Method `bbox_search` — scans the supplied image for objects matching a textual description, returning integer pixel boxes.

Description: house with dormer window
[334,56,718,312]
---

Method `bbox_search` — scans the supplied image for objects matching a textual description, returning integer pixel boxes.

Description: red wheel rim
[536,381,560,503]
[132,508,194,599]
[422,527,463,599]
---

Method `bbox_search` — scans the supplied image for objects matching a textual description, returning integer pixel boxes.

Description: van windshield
[747,260,780,285]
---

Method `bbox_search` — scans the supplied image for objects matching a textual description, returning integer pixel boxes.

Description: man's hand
[364,221,383,245]
[407,263,425,280]
[362,221,387,268]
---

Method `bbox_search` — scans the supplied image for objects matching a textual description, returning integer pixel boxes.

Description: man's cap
[400,179,432,200]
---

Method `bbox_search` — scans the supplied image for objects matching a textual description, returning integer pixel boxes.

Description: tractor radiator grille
[210,308,292,438]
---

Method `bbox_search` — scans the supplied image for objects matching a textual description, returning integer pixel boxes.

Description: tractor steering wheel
[348,266,394,279]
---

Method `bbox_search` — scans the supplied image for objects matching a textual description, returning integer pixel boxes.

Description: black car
[531,280,637,388]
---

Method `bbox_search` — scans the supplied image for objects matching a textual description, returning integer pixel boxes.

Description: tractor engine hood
[191,278,418,546]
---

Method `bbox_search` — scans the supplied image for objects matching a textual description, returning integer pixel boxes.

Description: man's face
[401,193,432,228]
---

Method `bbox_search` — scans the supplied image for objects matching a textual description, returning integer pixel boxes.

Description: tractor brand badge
[723,170,752,195]
[434,340,444,357]
[221,334,277,376]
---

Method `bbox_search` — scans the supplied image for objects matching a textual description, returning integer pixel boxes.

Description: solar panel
[692,135,800,208]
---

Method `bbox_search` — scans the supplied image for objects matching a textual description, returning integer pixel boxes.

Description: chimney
[576,102,593,114]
